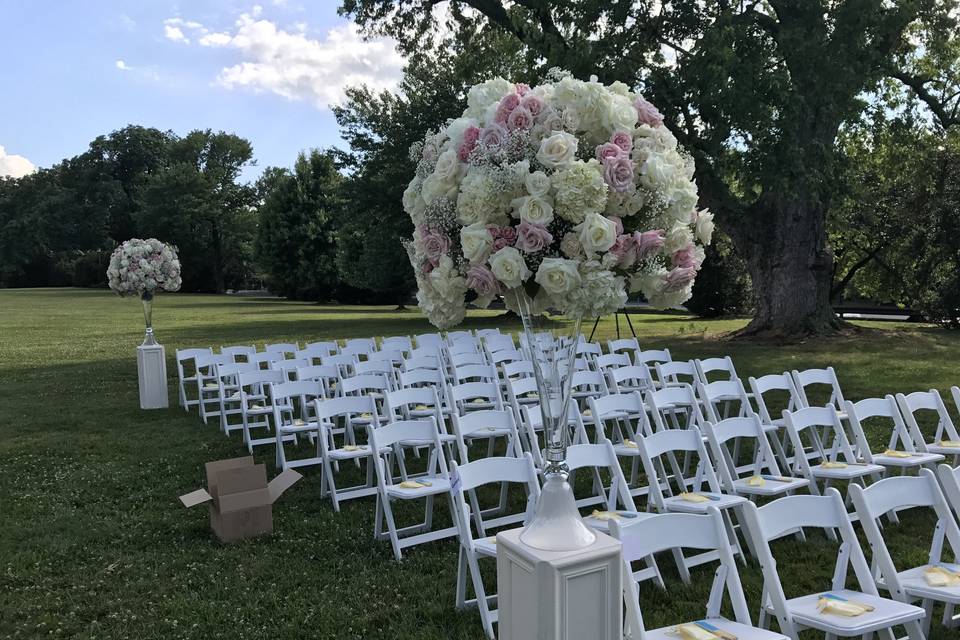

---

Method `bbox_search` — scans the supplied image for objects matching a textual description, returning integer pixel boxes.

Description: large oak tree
[341,0,958,336]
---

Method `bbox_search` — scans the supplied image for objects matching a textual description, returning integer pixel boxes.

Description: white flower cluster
[106,238,182,297]
[404,72,711,329]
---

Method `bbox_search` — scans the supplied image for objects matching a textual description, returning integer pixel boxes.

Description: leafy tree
[255,150,344,300]
[342,0,959,337]
[137,130,257,293]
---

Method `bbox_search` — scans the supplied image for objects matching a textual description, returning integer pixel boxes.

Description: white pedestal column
[496,528,622,640]
[137,343,169,410]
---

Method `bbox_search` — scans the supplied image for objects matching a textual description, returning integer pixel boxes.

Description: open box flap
[268,469,302,503]
[180,488,213,508]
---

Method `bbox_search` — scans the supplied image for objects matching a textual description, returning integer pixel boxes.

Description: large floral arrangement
[107,238,182,297]
[404,70,714,328]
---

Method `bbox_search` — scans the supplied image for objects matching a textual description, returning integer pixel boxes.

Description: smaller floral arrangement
[107,238,182,297]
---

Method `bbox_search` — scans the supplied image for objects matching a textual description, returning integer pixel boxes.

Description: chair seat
[328,445,388,460]
[464,401,496,411]
[664,492,747,513]
[278,421,322,434]
[811,463,885,480]
[400,433,457,447]
[582,510,658,533]
[467,427,513,439]
[612,443,643,457]
[384,476,452,499]
[892,565,960,604]
[474,536,500,558]
[871,451,944,467]
[732,475,809,496]
[645,618,788,640]
[779,589,925,635]
[926,443,960,456]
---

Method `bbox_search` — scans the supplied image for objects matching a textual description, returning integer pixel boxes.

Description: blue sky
[0,1,405,182]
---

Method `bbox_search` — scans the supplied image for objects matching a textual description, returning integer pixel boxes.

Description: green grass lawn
[2,288,959,639]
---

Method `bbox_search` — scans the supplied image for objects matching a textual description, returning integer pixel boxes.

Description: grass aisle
[1,288,957,639]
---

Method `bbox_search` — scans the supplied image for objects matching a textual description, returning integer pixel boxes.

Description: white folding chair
[343,337,376,353]
[742,489,926,640]
[595,352,632,372]
[216,361,258,435]
[196,353,233,424]
[452,409,523,464]
[251,350,284,370]
[606,364,655,396]
[655,359,699,388]
[448,381,503,416]
[636,348,673,388]
[502,359,535,382]
[236,369,285,453]
[176,347,212,411]
[272,380,325,471]
[646,384,706,432]
[368,349,405,369]
[636,426,748,579]
[402,355,441,373]
[295,364,340,398]
[851,469,960,636]
[792,366,848,419]
[483,334,516,354]
[446,330,475,344]
[450,454,541,640]
[749,373,805,469]
[569,369,610,405]
[607,337,641,361]
[897,390,960,460]
[368,418,456,560]
[380,335,413,354]
[414,333,443,350]
[355,360,398,388]
[304,340,338,356]
[781,407,884,497]
[704,415,810,499]
[295,346,327,366]
[586,392,652,491]
[339,374,392,442]
[314,395,382,511]
[697,379,752,423]
[845,396,943,471]
[272,357,309,382]
[611,508,789,640]
[519,400,587,468]
[220,345,255,363]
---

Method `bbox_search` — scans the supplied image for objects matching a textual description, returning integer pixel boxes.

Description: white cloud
[168,10,404,109]
[115,59,132,71]
[164,24,189,43]
[0,146,36,179]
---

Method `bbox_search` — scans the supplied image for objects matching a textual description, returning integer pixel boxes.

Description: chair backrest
[447,340,480,357]
[748,373,802,425]
[305,340,339,355]
[448,381,504,413]
[313,395,378,422]
[270,380,324,422]
[402,355,441,372]
[595,353,631,371]
[355,360,396,378]
[845,395,915,461]
[272,357,309,374]
[368,418,447,480]
[265,342,299,357]
[655,360,697,386]
[695,379,750,423]
[782,406,857,471]
[937,463,960,523]
[610,508,753,640]
[791,366,846,410]
[408,345,440,360]
[238,369,284,390]
[294,346,328,365]
[896,389,960,450]
[341,343,374,359]
[367,350,405,366]
[295,364,340,396]
[195,353,232,376]
[221,345,256,361]
[586,391,650,442]
[453,363,497,384]
[451,351,487,369]
[219,361,258,380]
[704,415,783,489]
[570,370,608,396]
[398,367,444,389]
[177,347,212,363]
[446,330,475,344]
[251,351,285,368]
[637,426,723,510]
[488,348,524,367]
[502,360,535,380]
[694,356,738,384]
[322,353,358,377]
[452,409,522,462]
[344,337,376,352]
[575,341,602,358]
[450,454,541,543]
[483,334,515,353]
[380,336,413,353]
[741,488,878,631]
[340,373,390,396]
[645,384,704,432]
[607,338,640,357]
[414,333,442,349]
[607,365,653,393]
[566,441,637,512]
[635,348,672,381]
[850,469,960,601]
[385,386,444,424]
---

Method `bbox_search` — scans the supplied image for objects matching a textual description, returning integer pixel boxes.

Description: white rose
[512,195,554,226]
[560,232,583,259]
[525,171,551,198]
[695,209,715,245]
[445,117,477,148]
[432,149,463,187]
[460,223,494,264]
[488,246,531,289]
[575,212,617,256]
[402,179,426,220]
[421,173,457,205]
[535,258,582,297]
[663,222,694,254]
[639,152,676,190]
[604,94,638,133]
[536,131,578,168]
[561,108,581,132]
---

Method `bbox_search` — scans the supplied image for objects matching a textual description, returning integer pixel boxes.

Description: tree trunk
[733,194,838,337]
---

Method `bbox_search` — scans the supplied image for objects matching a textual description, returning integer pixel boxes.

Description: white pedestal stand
[496,528,622,640]
[137,343,169,409]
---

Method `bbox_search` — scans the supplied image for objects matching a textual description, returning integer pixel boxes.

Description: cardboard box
[180,456,301,543]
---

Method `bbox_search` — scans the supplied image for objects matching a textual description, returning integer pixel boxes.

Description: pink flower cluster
[595,132,635,193]
[634,96,664,128]
[417,225,451,269]
[458,125,481,162]
[606,227,668,269]
[516,221,553,253]
[466,265,499,297]
[487,224,517,251]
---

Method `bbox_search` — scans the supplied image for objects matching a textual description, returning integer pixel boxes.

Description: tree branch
[830,245,882,300]
[888,69,958,129]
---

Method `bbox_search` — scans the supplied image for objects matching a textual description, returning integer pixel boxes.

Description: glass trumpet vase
[141,290,157,346]
[509,289,596,551]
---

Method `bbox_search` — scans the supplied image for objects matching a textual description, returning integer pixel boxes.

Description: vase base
[519,472,596,551]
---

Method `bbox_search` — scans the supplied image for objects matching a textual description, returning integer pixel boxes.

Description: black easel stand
[587,310,638,342]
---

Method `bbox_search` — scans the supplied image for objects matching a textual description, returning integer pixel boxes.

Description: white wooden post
[496,528,622,640]
[137,343,169,409]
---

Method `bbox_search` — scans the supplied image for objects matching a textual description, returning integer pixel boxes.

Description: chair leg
[903,620,925,640]
[465,551,495,640]
[456,547,468,609]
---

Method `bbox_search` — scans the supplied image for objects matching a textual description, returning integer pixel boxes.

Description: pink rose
[515,222,554,253]
[603,156,635,193]
[609,234,638,268]
[595,142,625,162]
[634,96,664,128]
[422,261,435,275]
[611,131,633,152]
[419,226,450,265]
[507,106,534,131]
[672,243,703,270]
[607,216,624,235]
[498,226,517,242]
[520,93,545,117]
[515,83,531,96]
[488,225,517,251]
[663,266,696,292]
[494,93,521,123]
[466,264,500,296]
[463,126,481,146]
[634,230,665,259]
[457,142,474,162]
[480,123,508,148]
